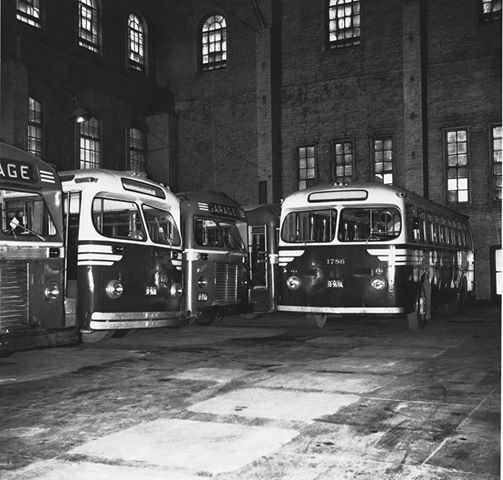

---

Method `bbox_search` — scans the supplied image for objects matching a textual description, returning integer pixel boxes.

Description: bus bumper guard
[88,311,186,330]
[277,306,404,315]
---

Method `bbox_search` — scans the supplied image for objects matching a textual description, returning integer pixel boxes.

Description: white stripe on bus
[78,253,122,262]
[78,244,115,253]
[78,260,115,266]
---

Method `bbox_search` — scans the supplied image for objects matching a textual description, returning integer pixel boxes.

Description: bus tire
[194,312,222,326]
[240,313,264,320]
[81,330,115,343]
[112,329,137,338]
[407,281,431,332]
[456,278,468,315]
[306,313,328,328]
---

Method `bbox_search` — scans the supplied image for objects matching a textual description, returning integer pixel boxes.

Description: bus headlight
[170,283,183,297]
[197,277,208,288]
[106,280,124,299]
[286,275,301,290]
[370,277,387,290]
[44,284,60,302]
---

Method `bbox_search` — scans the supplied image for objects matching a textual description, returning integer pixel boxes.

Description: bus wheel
[240,313,264,320]
[456,280,468,314]
[407,282,430,332]
[81,330,115,343]
[306,313,328,328]
[194,312,222,326]
[112,329,137,338]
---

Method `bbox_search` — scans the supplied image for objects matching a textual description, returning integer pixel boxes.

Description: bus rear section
[0,143,77,352]
[179,192,249,325]
[61,169,185,343]
[277,183,474,330]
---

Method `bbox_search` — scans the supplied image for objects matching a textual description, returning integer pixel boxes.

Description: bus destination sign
[208,202,243,219]
[0,158,35,183]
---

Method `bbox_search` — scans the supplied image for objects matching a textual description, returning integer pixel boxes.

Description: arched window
[78,116,101,169]
[78,0,100,53]
[128,14,146,72]
[201,14,227,71]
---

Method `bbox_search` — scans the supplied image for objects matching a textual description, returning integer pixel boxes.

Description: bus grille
[215,263,238,304]
[0,261,29,331]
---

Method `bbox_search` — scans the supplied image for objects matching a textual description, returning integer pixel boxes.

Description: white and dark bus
[0,143,76,352]
[60,169,185,342]
[178,191,250,325]
[277,183,474,330]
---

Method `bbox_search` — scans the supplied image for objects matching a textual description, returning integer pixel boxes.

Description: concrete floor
[0,306,500,480]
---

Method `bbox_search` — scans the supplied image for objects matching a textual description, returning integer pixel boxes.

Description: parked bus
[178,191,249,325]
[243,204,280,316]
[277,183,474,330]
[60,169,185,342]
[0,143,77,352]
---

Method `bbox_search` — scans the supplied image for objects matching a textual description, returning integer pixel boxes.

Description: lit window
[373,138,393,184]
[27,97,43,158]
[328,0,360,48]
[79,116,101,169]
[332,140,353,184]
[16,0,41,28]
[128,127,146,172]
[492,125,502,201]
[201,14,227,71]
[481,0,502,20]
[298,146,317,190]
[446,129,469,204]
[128,14,146,72]
[78,0,100,53]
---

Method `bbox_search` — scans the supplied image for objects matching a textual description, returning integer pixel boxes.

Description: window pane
[201,14,227,71]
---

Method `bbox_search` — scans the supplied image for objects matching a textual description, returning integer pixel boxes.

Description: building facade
[1,0,501,301]
[1,0,177,186]
[160,0,501,302]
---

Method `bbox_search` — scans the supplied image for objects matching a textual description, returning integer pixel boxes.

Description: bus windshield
[92,196,146,241]
[142,204,181,246]
[281,209,337,243]
[338,206,401,242]
[194,217,245,251]
[0,189,58,241]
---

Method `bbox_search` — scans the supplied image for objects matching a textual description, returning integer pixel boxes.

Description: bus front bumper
[277,306,404,315]
[88,311,186,330]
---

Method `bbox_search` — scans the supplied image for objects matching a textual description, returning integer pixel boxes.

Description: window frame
[127,126,147,172]
[481,0,502,21]
[444,127,471,205]
[127,13,147,73]
[331,139,354,184]
[77,115,102,170]
[372,137,393,185]
[297,145,318,190]
[490,124,502,202]
[77,0,101,54]
[16,0,42,28]
[200,13,228,72]
[326,0,361,49]
[27,96,44,158]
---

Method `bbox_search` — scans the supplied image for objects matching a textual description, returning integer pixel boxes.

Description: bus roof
[0,142,60,190]
[282,183,469,220]
[59,168,177,203]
